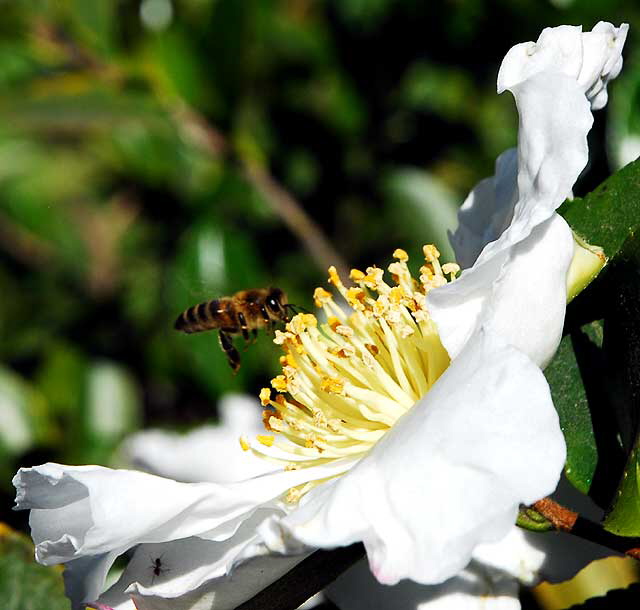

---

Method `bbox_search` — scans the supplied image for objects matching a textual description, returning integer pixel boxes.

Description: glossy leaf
[603,444,640,536]
[558,158,640,268]
[544,326,600,494]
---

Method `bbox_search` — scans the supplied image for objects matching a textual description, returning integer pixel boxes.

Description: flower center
[240,246,459,503]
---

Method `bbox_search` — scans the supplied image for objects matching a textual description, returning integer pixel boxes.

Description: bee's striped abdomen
[174,299,224,333]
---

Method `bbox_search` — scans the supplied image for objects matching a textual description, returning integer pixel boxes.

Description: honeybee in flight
[174,287,300,373]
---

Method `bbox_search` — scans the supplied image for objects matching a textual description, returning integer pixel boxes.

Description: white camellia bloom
[12,22,627,610]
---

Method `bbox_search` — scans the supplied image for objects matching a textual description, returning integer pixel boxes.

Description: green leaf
[516,506,553,532]
[558,158,640,268]
[603,444,640,536]
[544,327,600,494]
[0,524,68,610]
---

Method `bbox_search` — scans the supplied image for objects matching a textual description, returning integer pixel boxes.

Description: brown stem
[532,497,578,531]
[533,497,640,559]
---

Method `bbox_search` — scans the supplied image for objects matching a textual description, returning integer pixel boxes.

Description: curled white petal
[428,22,627,366]
[450,149,518,269]
[12,459,353,605]
[262,331,565,585]
[498,23,628,109]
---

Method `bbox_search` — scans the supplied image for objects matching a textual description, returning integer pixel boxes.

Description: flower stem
[531,497,640,558]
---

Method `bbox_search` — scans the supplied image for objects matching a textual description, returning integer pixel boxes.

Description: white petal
[264,330,565,585]
[100,534,264,602]
[430,213,574,368]
[498,23,628,109]
[61,552,119,609]
[483,214,574,368]
[13,458,354,603]
[328,558,520,610]
[450,149,518,269]
[428,25,628,366]
[121,394,273,483]
[128,553,309,610]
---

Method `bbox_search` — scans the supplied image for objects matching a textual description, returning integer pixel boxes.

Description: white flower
[12,22,627,610]
[429,22,628,368]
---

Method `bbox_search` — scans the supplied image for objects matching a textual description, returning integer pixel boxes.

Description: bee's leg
[251,328,258,343]
[218,331,241,373]
[237,312,250,347]
[260,304,275,336]
[260,305,270,325]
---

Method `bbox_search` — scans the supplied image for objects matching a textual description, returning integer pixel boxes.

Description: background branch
[175,106,352,280]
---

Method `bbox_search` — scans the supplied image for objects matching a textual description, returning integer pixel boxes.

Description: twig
[242,159,351,280]
[174,105,351,280]
[28,21,351,282]
[533,497,640,558]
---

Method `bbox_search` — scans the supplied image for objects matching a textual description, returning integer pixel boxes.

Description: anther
[393,248,409,262]
[257,435,275,447]
[259,388,271,406]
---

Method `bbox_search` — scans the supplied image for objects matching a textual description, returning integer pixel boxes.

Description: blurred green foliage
[0,524,68,610]
[1,1,639,541]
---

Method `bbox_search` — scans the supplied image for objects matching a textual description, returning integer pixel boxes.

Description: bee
[174,287,300,373]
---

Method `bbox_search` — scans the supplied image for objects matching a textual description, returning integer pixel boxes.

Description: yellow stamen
[320,376,345,394]
[328,266,341,286]
[257,435,275,447]
[393,248,409,262]
[271,375,288,392]
[248,245,455,505]
[259,387,271,406]
[314,287,333,307]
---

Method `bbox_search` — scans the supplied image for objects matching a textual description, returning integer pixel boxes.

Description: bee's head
[265,287,288,321]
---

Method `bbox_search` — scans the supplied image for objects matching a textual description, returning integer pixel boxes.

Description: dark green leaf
[603,443,640,536]
[545,328,599,494]
[558,158,640,266]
